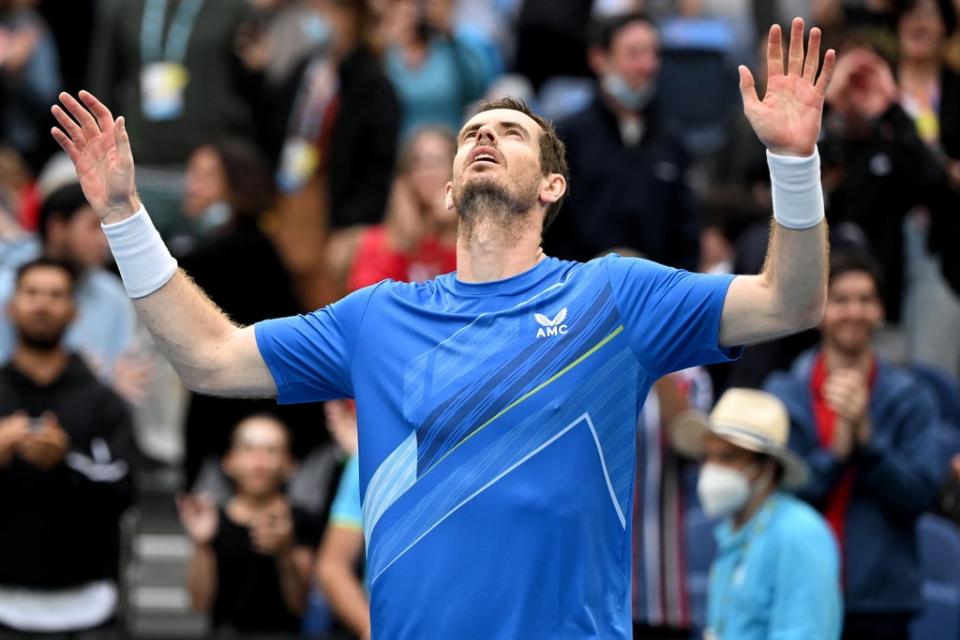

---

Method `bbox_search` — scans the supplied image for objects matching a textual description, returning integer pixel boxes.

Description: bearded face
[449,109,547,230]
[9,267,75,353]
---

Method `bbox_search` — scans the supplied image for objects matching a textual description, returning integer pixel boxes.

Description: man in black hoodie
[0,256,134,637]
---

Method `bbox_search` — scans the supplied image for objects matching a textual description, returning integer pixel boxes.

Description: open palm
[177,493,219,546]
[51,91,140,223]
[740,18,836,157]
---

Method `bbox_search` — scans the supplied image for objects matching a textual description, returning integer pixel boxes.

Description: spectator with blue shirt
[51,18,836,635]
[674,387,842,640]
[316,400,368,639]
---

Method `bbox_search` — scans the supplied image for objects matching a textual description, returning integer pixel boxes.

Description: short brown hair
[829,249,884,301]
[469,97,569,232]
[15,256,77,294]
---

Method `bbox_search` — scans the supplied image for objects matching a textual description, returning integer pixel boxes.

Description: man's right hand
[177,493,219,547]
[50,91,141,224]
[0,413,29,467]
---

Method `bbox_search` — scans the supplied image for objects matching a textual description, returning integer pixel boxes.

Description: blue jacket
[765,350,941,614]
[707,492,842,640]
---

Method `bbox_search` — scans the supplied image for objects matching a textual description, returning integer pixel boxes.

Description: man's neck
[823,344,874,375]
[601,91,641,121]
[12,346,69,386]
[455,214,544,283]
[732,484,775,532]
[229,492,283,516]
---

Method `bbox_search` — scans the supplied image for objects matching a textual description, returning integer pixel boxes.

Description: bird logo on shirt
[535,308,569,338]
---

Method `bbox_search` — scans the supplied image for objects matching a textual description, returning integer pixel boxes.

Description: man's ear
[280,455,297,483]
[44,214,66,252]
[444,181,455,212]
[64,301,77,327]
[221,452,236,481]
[587,46,608,78]
[539,173,566,207]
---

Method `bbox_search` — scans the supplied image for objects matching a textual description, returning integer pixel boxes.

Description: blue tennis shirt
[255,255,739,639]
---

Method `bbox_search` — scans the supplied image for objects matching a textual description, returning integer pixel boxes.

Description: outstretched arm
[51,91,275,397]
[719,19,836,347]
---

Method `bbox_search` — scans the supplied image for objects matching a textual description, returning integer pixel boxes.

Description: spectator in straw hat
[673,388,842,640]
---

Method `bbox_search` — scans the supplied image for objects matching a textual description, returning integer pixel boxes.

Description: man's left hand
[739,17,836,156]
[16,413,70,471]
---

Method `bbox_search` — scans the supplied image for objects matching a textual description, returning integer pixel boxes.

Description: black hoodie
[0,354,134,588]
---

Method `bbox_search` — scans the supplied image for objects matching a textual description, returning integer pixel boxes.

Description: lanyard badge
[139,0,203,121]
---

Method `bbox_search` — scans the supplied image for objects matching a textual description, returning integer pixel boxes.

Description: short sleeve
[603,255,740,377]
[254,285,381,404]
[330,455,362,532]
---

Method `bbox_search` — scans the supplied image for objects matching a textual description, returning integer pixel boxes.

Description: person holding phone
[0,256,134,636]
[177,414,320,635]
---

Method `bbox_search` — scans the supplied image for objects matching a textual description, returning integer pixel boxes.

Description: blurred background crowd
[1,0,960,638]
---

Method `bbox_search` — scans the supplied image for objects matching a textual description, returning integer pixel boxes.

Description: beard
[454,176,540,240]
[17,327,67,352]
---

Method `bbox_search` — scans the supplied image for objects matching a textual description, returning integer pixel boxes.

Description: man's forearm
[186,545,217,612]
[319,559,371,638]
[762,149,829,327]
[276,547,309,615]
[719,154,828,347]
[131,270,242,393]
[761,219,828,325]
[102,207,275,398]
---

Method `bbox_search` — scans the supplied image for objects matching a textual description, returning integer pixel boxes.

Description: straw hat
[670,388,808,489]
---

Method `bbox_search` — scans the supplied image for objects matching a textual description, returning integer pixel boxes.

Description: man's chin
[830,334,873,357]
[460,172,504,190]
[19,332,66,352]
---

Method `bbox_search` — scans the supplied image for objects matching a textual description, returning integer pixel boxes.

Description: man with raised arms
[51,18,834,640]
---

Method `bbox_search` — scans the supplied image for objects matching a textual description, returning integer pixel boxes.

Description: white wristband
[767,149,825,230]
[102,206,178,299]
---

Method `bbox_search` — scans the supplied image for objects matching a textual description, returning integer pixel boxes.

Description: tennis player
[52,18,834,639]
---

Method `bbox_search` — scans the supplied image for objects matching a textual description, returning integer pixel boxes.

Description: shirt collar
[715,492,780,550]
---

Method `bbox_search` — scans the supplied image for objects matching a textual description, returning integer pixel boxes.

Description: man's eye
[464,131,477,140]
[506,129,521,137]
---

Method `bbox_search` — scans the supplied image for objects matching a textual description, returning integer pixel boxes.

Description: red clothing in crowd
[346,225,457,291]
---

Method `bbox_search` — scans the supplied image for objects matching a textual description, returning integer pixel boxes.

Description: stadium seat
[685,508,718,633]
[656,18,740,156]
[537,76,596,122]
[910,515,960,640]
[911,364,960,429]
[935,423,960,480]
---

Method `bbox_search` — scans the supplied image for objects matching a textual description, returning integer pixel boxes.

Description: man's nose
[476,126,496,145]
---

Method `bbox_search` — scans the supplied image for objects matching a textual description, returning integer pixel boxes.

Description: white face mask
[601,72,655,112]
[697,463,753,519]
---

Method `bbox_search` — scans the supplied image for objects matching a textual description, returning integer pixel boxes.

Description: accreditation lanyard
[140,0,204,65]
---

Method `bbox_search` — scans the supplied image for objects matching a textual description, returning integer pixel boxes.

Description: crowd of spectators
[0,0,959,638]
